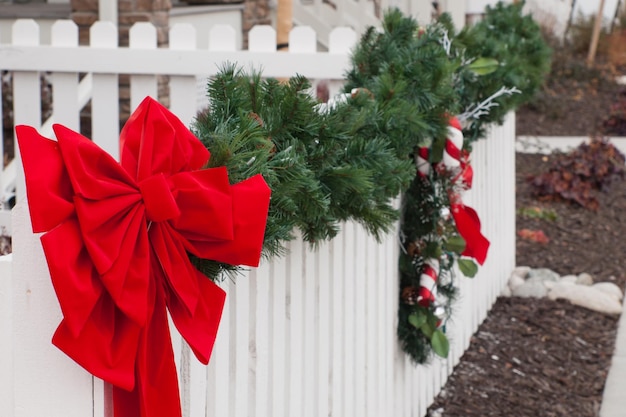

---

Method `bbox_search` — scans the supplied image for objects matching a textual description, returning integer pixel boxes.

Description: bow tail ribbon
[113,267,181,417]
[451,203,490,265]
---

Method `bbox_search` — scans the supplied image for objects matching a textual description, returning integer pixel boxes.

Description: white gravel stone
[576,272,594,286]
[548,283,622,315]
[543,281,556,290]
[559,275,578,285]
[592,282,624,302]
[528,268,560,283]
[512,266,531,279]
[512,281,548,298]
[508,274,526,291]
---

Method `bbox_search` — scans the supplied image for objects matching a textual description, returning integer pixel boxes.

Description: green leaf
[430,136,445,163]
[408,311,427,329]
[467,57,499,76]
[420,322,434,339]
[444,235,466,254]
[431,329,450,357]
[457,258,479,278]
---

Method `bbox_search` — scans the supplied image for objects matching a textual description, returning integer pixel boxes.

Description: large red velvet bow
[16,96,271,417]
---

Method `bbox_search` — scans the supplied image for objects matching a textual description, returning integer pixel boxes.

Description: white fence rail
[0,19,515,417]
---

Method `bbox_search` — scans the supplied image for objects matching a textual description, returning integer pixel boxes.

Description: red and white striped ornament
[442,117,464,169]
[416,117,464,178]
[417,258,440,308]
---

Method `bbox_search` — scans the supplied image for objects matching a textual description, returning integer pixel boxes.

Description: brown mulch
[428,153,626,417]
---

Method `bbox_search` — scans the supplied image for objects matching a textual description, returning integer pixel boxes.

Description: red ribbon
[16,97,271,417]
[450,150,489,265]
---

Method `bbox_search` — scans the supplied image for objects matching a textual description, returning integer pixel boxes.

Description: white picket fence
[0,19,516,417]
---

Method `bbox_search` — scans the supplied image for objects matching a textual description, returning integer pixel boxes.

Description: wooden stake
[587,0,606,67]
[276,0,293,51]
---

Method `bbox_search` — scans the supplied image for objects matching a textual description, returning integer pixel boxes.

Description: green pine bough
[191,65,414,278]
[191,2,550,363]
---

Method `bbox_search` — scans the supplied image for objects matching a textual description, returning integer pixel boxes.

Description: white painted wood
[330,234,344,416]
[289,26,316,53]
[248,26,276,52]
[365,231,378,417]
[169,24,198,128]
[206,280,231,417]
[329,27,358,54]
[316,242,330,417]
[129,23,158,111]
[98,0,118,25]
[342,222,356,417]
[0,45,352,79]
[234,273,249,417]
[209,25,237,52]
[51,20,80,131]
[354,225,366,417]
[0,253,13,414]
[269,254,287,417]
[11,20,41,201]
[302,246,316,417]
[12,201,95,417]
[253,262,271,417]
[287,238,304,417]
[90,22,119,159]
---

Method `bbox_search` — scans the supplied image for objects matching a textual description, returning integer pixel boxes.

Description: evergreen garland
[189,2,550,363]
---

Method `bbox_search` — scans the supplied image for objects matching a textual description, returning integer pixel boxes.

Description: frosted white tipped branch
[458,86,522,122]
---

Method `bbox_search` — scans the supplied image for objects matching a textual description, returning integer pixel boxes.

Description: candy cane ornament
[418,258,440,308]
[416,117,464,178]
[442,117,464,169]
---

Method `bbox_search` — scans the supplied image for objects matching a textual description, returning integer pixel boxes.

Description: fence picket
[248,26,276,53]
[234,271,250,417]
[342,222,356,417]
[206,280,231,417]
[253,262,271,417]
[354,225,366,417]
[50,20,80,132]
[209,25,237,52]
[287,238,304,417]
[270,254,287,417]
[330,232,345,416]
[303,243,316,417]
[0,254,13,414]
[11,19,41,200]
[90,21,119,159]
[129,23,158,111]
[289,26,316,53]
[317,241,331,417]
[169,24,198,128]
